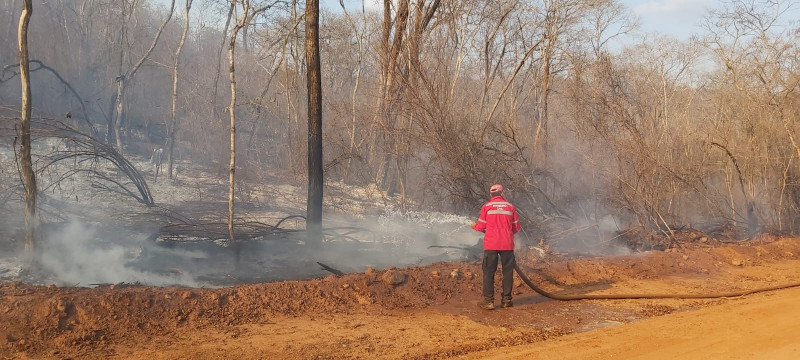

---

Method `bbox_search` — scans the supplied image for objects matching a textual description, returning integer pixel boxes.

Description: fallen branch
[20,119,155,206]
[317,262,344,276]
[274,214,306,229]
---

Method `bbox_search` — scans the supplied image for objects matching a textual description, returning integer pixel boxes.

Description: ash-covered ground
[0,142,486,287]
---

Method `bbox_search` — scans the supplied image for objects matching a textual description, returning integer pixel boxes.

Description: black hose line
[514,264,800,300]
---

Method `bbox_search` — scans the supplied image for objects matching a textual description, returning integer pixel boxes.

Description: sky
[622,0,716,39]
[150,0,797,41]
[320,0,717,40]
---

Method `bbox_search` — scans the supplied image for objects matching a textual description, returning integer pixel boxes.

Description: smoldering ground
[0,208,484,287]
[212,209,483,284]
[36,220,202,287]
[544,214,633,256]
[0,133,485,287]
[314,209,482,270]
[0,132,632,287]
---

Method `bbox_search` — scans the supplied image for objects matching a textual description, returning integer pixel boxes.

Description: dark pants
[482,250,516,302]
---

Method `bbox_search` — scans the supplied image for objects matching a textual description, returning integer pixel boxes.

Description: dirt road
[3,237,800,359]
[471,286,800,360]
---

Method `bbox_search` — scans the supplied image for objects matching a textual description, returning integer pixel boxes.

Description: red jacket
[473,196,521,250]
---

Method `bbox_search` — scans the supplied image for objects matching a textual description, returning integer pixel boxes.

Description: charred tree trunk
[168,0,193,180]
[305,0,323,245]
[18,0,37,263]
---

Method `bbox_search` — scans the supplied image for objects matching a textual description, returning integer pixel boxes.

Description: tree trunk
[228,0,249,267]
[305,0,323,245]
[284,60,295,175]
[537,0,571,156]
[18,0,37,264]
[112,77,125,152]
[212,1,235,122]
[382,0,409,111]
[338,0,365,182]
[374,0,409,196]
[168,0,193,180]
[398,0,440,206]
[536,30,554,155]
[112,0,175,153]
[783,116,800,165]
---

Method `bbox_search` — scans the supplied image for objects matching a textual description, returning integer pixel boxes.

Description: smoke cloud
[38,220,200,287]
[310,208,482,272]
[546,213,632,256]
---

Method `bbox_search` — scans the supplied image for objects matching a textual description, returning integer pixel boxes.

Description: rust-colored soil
[3,236,800,359]
[469,285,800,359]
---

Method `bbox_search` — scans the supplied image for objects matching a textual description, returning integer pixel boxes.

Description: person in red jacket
[471,184,521,310]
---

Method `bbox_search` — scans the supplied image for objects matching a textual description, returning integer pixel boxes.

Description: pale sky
[151,0,796,41]
[622,0,715,39]
[322,0,716,39]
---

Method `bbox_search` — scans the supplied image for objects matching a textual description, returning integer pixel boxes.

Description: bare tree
[337,0,367,182]
[167,0,194,180]
[583,0,638,59]
[212,1,235,123]
[17,0,36,264]
[535,0,586,153]
[109,0,175,153]
[227,0,281,262]
[701,0,800,233]
[228,0,249,265]
[373,0,408,195]
[306,0,323,245]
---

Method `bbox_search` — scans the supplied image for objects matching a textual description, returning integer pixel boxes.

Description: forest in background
[1,0,799,244]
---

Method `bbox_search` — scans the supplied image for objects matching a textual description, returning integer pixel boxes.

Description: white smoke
[547,212,632,256]
[38,220,200,286]
[310,208,481,272]
[376,207,477,247]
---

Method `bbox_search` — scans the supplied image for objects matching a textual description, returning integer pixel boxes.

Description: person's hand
[470,221,477,229]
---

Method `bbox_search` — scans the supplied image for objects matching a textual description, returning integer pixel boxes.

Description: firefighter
[471,184,521,310]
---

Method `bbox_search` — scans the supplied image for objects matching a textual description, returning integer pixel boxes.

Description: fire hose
[513,264,800,300]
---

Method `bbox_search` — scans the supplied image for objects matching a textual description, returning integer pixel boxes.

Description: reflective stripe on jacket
[472,195,521,250]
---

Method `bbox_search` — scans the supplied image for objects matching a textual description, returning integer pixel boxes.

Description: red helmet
[490,184,504,193]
